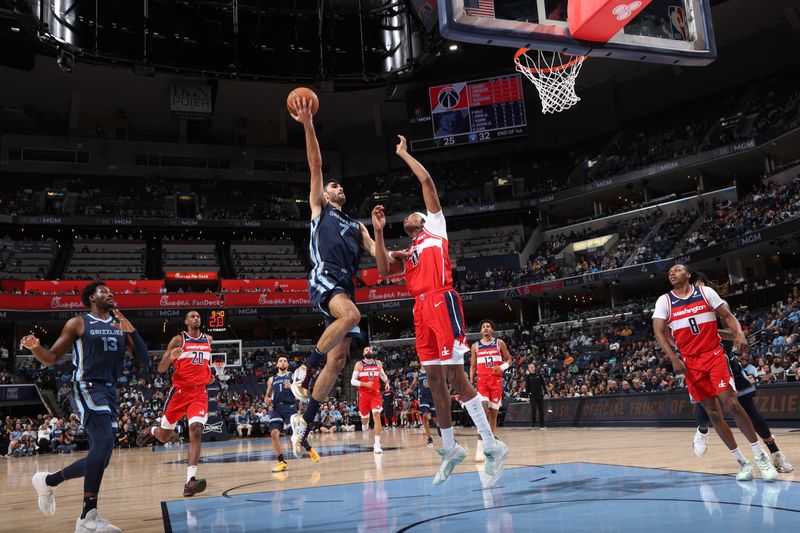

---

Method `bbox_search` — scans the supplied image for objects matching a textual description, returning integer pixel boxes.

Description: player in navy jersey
[407,368,437,448]
[287,97,400,461]
[653,264,778,482]
[266,356,305,472]
[689,273,793,473]
[25,281,149,532]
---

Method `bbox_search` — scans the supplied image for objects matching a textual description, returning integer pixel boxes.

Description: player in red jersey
[370,135,507,489]
[653,264,778,482]
[152,311,214,496]
[469,319,512,462]
[351,346,389,454]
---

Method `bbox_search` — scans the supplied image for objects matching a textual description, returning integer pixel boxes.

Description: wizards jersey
[653,285,725,357]
[172,331,212,387]
[404,211,453,297]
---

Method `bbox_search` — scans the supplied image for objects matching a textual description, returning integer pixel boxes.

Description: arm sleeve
[700,286,725,309]
[350,369,361,387]
[129,330,149,370]
[425,210,447,239]
[651,294,671,320]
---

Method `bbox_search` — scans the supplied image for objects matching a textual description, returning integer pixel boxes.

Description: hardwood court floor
[2,427,799,532]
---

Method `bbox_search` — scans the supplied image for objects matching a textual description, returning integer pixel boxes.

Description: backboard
[439,0,716,65]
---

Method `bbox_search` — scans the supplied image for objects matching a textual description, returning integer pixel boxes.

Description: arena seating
[64,240,146,280]
[0,238,56,280]
[232,241,305,279]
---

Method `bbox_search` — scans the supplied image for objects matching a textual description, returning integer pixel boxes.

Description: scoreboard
[407,74,528,151]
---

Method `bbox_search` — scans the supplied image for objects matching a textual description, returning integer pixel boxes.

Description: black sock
[698,427,709,434]
[766,440,779,454]
[303,398,321,427]
[81,496,98,519]
[46,471,66,487]
[278,453,285,463]
[305,348,326,370]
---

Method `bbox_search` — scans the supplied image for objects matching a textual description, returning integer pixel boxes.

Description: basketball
[287,87,319,115]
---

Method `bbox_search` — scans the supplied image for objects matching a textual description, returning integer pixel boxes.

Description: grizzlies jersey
[309,203,363,281]
[272,373,295,405]
[72,314,127,384]
[418,370,433,401]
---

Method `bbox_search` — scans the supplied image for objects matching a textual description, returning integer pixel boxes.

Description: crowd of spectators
[683,179,800,253]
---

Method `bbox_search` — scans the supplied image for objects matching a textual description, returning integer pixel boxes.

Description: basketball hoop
[212,361,229,382]
[514,48,585,114]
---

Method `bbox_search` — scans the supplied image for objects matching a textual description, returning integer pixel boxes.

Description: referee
[525,363,546,430]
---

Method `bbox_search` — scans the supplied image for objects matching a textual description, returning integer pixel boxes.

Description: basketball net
[514,48,585,114]
[212,361,229,382]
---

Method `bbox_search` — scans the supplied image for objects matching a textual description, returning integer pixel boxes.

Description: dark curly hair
[81,281,108,307]
[479,319,495,330]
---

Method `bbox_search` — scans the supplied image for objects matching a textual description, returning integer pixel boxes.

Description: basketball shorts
[358,390,383,417]
[70,382,118,427]
[476,375,503,409]
[309,266,360,337]
[413,288,469,366]
[684,346,735,403]
[419,393,436,416]
[269,403,296,432]
[161,385,209,429]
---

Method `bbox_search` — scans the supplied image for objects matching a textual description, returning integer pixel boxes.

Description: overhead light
[449,43,459,51]
[11,27,20,33]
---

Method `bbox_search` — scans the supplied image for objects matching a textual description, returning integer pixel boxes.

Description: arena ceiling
[0,0,796,89]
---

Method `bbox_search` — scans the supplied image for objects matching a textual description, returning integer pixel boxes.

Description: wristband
[499,362,509,371]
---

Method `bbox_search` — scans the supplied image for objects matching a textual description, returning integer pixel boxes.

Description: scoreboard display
[407,74,528,151]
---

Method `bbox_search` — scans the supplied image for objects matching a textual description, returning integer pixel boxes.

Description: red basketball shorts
[161,385,209,429]
[684,346,734,403]
[414,289,469,366]
[476,375,503,409]
[358,390,383,418]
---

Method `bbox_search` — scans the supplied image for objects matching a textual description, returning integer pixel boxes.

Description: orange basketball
[287,87,319,115]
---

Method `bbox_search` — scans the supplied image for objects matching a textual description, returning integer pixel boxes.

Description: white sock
[187,465,197,483]
[463,396,497,449]
[441,427,455,451]
[375,436,381,445]
[731,447,747,463]
[750,441,765,458]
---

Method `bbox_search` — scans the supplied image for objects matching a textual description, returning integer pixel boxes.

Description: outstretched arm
[395,135,441,214]
[19,317,81,366]
[290,97,326,219]
[370,205,407,277]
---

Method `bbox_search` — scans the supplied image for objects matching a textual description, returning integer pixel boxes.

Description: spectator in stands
[236,408,253,437]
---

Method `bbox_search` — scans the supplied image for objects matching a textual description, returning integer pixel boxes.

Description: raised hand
[289,97,314,125]
[19,335,41,350]
[395,134,408,155]
[371,205,386,232]
[111,309,136,333]
[169,346,182,362]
